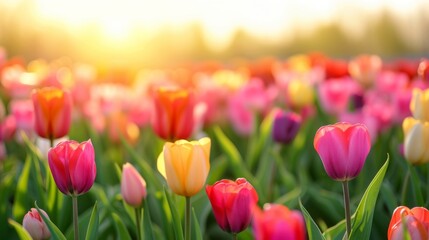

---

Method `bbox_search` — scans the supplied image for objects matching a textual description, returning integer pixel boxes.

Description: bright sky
[3,0,428,51]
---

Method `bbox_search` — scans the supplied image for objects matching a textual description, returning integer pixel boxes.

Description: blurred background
[1,0,428,70]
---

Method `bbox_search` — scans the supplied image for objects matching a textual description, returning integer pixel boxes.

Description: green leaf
[299,199,326,240]
[143,200,155,240]
[35,201,67,240]
[192,208,203,240]
[409,164,424,206]
[323,219,346,240]
[13,156,32,221]
[163,188,184,240]
[8,218,33,240]
[247,111,274,169]
[85,202,99,240]
[112,213,132,240]
[349,156,389,240]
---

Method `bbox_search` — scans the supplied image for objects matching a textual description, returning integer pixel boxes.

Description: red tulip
[32,87,72,140]
[206,178,258,234]
[388,206,429,240]
[48,139,96,196]
[152,87,194,141]
[252,204,306,240]
[22,208,51,240]
[121,163,147,208]
[314,122,371,181]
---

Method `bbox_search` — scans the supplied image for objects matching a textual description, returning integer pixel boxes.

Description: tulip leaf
[35,201,67,240]
[192,208,203,240]
[112,212,132,240]
[8,218,33,240]
[409,163,424,206]
[85,202,99,240]
[163,188,184,240]
[299,199,326,240]
[13,156,32,221]
[349,157,389,240]
[323,219,347,240]
[247,111,274,169]
[143,200,155,240]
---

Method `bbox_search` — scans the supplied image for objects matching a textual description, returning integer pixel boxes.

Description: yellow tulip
[157,137,211,197]
[287,79,314,110]
[410,88,429,122]
[403,117,429,165]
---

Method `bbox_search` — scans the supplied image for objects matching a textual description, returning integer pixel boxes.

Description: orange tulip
[388,206,429,240]
[32,87,72,140]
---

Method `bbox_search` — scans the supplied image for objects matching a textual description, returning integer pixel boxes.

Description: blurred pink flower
[1,65,40,98]
[22,208,51,240]
[9,99,34,141]
[317,77,358,115]
[121,163,147,208]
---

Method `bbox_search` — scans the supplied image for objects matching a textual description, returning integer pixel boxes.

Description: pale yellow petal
[404,123,424,164]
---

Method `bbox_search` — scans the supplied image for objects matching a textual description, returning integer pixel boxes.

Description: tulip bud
[272,110,301,144]
[252,204,306,240]
[314,122,371,181]
[388,206,429,240]
[22,208,51,240]
[32,87,72,140]
[157,137,210,197]
[206,178,258,234]
[48,139,96,196]
[402,117,429,165]
[121,163,147,208]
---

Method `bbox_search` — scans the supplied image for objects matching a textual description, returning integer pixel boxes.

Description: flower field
[1,50,429,239]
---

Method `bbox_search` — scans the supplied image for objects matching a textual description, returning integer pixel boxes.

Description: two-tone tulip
[22,208,51,240]
[402,117,429,165]
[32,87,72,141]
[121,163,147,208]
[252,204,306,240]
[314,122,371,181]
[206,178,258,234]
[157,137,210,197]
[152,87,195,141]
[48,139,96,196]
[388,206,429,240]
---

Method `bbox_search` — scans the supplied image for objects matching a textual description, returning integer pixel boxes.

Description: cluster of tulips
[1,46,429,240]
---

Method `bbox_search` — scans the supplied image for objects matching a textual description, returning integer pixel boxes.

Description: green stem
[401,167,410,205]
[185,196,191,240]
[342,181,351,239]
[50,137,54,148]
[72,196,79,240]
[135,208,142,240]
[232,233,238,240]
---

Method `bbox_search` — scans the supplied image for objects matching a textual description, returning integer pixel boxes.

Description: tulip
[286,79,314,110]
[158,137,210,197]
[206,178,258,234]
[410,88,429,122]
[152,87,195,141]
[121,163,147,208]
[272,110,301,144]
[402,117,429,165]
[252,204,306,240]
[317,78,356,115]
[388,206,429,240]
[348,54,382,88]
[314,122,371,181]
[22,208,51,240]
[32,87,72,141]
[48,139,96,196]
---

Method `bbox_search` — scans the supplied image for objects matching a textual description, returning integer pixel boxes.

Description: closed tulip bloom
[152,87,195,141]
[410,88,429,122]
[48,139,96,196]
[314,122,371,181]
[206,178,258,234]
[403,117,429,165]
[157,137,210,197]
[121,163,147,208]
[32,87,72,140]
[388,206,429,240]
[253,204,306,240]
[272,110,301,144]
[22,208,51,240]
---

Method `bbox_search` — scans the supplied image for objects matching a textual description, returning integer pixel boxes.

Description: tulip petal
[185,144,209,196]
[404,123,425,164]
[346,125,370,178]
[157,152,167,179]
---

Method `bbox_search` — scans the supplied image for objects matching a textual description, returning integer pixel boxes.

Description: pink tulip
[206,178,258,234]
[317,78,356,115]
[22,208,51,240]
[253,204,306,240]
[48,140,96,196]
[121,163,147,208]
[314,122,371,181]
[32,87,72,140]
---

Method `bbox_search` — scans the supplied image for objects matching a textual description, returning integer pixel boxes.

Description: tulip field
[1,51,429,240]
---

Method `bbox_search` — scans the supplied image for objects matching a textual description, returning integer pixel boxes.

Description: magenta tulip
[22,208,51,240]
[314,122,371,181]
[206,178,258,234]
[121,163,147,208]
[48,139,96,196]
